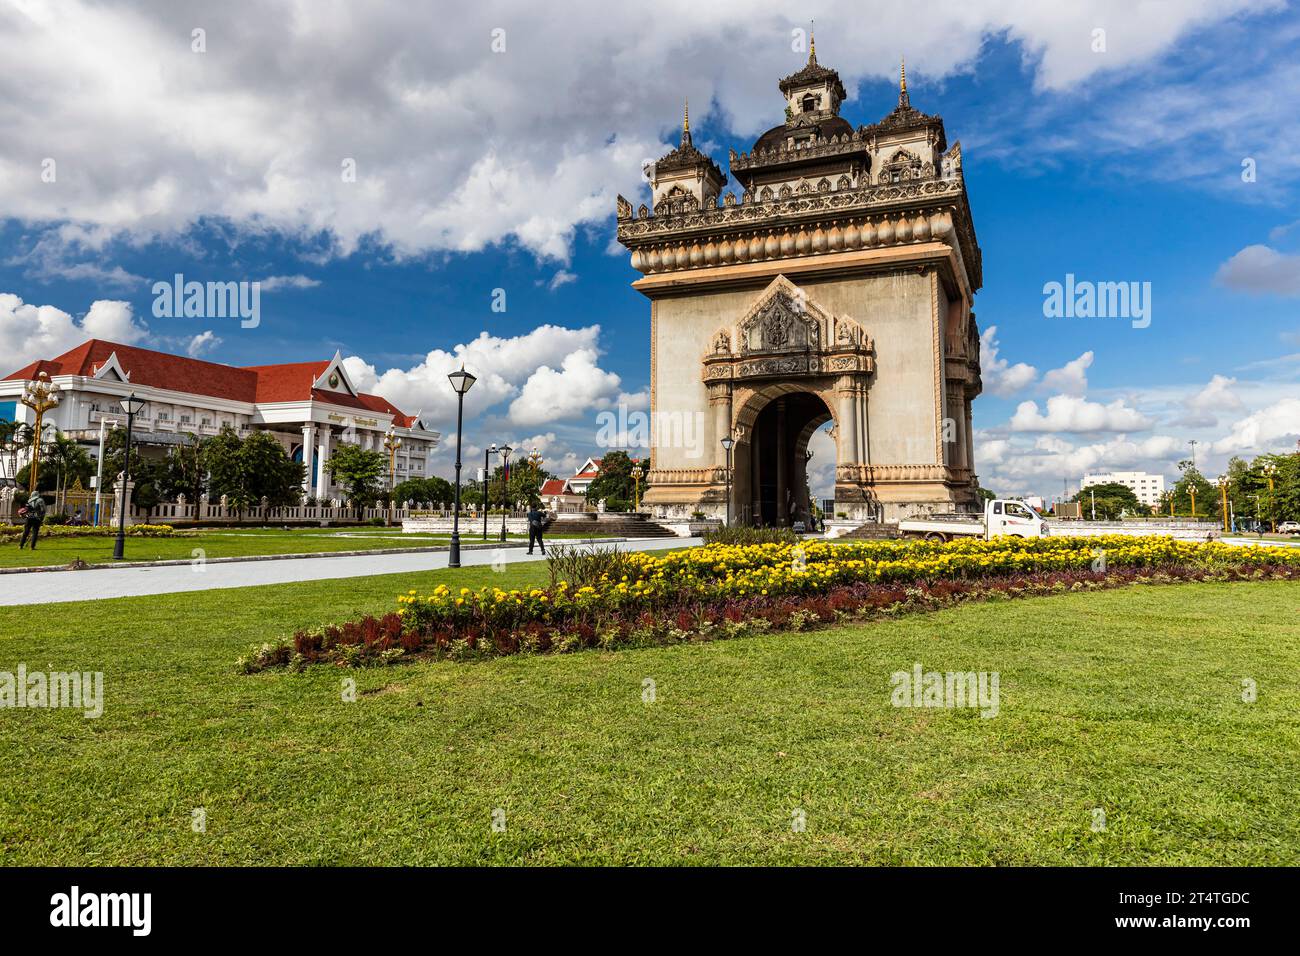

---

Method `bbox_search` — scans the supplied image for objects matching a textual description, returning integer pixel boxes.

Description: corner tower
[617,50,983,525]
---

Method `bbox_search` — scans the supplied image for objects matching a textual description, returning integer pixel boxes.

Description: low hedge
[0,523,176,543]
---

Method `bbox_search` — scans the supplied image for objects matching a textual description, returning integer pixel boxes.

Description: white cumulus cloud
[0,293,148,370]
[1009,394,1154,433]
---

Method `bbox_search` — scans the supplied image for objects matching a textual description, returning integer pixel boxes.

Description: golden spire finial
[683,98,689,134]
[900,56,907,93]
[809,20,816,64]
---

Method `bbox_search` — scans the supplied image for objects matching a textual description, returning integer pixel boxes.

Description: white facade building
[1081,471,1166,508]
[1,339,439,500]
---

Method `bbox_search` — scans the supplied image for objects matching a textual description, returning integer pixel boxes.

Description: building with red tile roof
[1,339,439,499]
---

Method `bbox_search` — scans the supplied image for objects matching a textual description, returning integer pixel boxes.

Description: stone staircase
[548,513,678,539]
[837,521,900,540]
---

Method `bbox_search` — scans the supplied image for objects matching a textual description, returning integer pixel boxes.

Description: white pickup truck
[898,498,1049,542]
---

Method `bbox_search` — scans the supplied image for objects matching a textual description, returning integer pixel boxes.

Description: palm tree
[0,421,35,484]
[43,431,93,512]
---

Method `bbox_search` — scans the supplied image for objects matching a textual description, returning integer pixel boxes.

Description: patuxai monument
[617,43,983,525]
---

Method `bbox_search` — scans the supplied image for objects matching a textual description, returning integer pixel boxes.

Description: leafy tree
[485,462,549,510]
[1071,481,1142,520]
[1250,451,1300,526]
[975,486,996,503]
[202,426,246,508]
[324,442,385,517]
[0,421,33,483]
[241,431,304,515]
[128,456,167,520]
[391,476,454,507]
[202,427,303,517]
[584,451,642,507]
[158,432,207,506]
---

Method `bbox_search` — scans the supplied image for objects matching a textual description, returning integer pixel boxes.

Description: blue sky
[1,0,1297,497]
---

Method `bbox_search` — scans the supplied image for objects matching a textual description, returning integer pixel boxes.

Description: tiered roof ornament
[652,99,726,180]
[861,57,947,151]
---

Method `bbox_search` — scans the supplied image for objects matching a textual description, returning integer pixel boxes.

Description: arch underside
[732,387,833,527]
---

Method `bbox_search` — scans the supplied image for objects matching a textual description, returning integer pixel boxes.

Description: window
[801,93,818,113]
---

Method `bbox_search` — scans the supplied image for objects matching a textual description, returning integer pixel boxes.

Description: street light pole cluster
[382,426,402,527]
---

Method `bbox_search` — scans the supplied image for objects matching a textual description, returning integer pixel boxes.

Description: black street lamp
[446,366,477,568]
[482,442,497,540]
[112,392,147,560]
[720,434,735,526]
[498,444,513,542]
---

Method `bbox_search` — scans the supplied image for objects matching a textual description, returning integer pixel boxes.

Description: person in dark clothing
[525,500,547,555]
[19,492,47,549]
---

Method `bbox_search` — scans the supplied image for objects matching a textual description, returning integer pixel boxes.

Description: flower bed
[238,536,1300,672]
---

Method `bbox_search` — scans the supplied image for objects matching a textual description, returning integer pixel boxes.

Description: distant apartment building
[1081,471,1166,508]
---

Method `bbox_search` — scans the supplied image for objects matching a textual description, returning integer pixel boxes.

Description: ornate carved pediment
[704,275,873,382]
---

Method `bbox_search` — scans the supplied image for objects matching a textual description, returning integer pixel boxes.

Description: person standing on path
[19,491,47,550]
[526,499,547,555]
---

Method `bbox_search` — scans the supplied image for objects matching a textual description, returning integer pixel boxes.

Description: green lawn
[1,567,1296,865]
[0,527,598,568]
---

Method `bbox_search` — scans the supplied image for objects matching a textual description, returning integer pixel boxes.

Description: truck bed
[897,514,984,536]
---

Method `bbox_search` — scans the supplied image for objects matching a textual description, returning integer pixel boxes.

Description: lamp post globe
[446,366,476,568]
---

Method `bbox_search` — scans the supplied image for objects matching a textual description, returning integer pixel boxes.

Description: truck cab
[897,498,1049,542]
[986,498,1047,538]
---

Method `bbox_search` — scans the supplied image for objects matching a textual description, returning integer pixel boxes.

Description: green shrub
[0,523,176,543]
[702,524,799,546]
[546,543,642,589]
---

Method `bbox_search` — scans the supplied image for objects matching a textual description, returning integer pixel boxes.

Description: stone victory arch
[617,45,984,524]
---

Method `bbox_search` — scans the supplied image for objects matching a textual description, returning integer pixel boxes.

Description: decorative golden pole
[631,460,644,512]
[382,426,402,527]
[1218,476,1230,534]
[19,371,61,493]
[1262,462,1277,533]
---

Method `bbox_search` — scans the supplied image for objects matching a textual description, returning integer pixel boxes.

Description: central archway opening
[737,391,833,527]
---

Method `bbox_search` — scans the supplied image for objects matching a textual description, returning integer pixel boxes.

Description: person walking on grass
[526,498,547,555]
[19,491,47,550]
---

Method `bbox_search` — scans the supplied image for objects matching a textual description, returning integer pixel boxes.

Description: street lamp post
[720,435,735,525]
[630,460,644,512]
[19,371,61,494]
[482,443,497,540]
[382,426,402,527]
[1262,462,1277,533]
[1217,475,1230,534]
[498,444,513,542]
[446,366,477,569]
[527,446,543,505]
[112,393,147,560]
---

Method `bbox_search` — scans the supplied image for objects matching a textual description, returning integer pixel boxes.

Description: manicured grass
[0,527,598,568]
[0,568,1296,865]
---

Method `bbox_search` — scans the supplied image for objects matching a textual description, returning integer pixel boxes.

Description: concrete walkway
[0,537,700,607]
